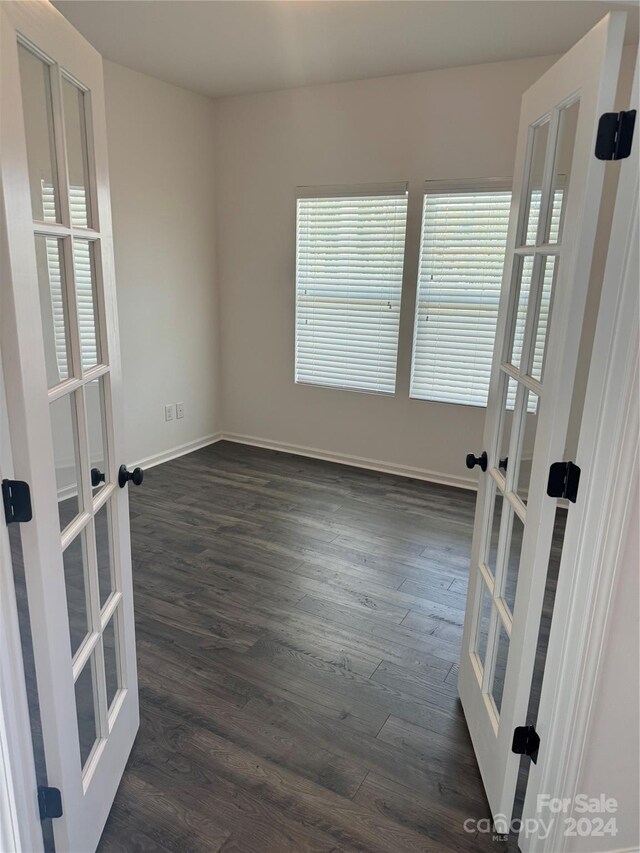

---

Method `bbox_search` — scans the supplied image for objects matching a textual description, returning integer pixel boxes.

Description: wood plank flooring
[98,441,518,853]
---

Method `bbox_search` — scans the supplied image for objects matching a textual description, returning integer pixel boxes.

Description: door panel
[458,11,626,824]
[519,54,639,853]
[0,2,139,850]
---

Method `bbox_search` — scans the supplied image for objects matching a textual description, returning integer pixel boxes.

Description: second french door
[458,11,626,827]
[1,2,139,850]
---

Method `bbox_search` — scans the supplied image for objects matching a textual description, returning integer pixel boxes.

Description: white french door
[0,2,139,851]
[458,12,626,825]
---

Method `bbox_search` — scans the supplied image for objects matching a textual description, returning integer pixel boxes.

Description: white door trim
[0,530,43,853]
[520,55,639,853]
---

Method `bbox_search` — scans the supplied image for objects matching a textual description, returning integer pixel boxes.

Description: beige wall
[213,55,558,488]
[103,48,632,485]
[103,61,220,466]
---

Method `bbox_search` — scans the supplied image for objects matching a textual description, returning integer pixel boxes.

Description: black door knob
[91,468,106,488]
[118,464,144,488]
[466,451,488,472]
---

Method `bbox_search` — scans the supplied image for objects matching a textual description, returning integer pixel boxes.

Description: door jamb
[0,530,44,853]
[0,368,43,851]
[520,57,639,853]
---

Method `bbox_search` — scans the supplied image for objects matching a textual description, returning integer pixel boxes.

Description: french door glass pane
[72,240,100,370]
[35,236,71,387]
[85,377,108,495]
[61,77,92,228]
[475,579,492,667]
[486,491,503,577]
[50,393,82,530]
[523,121,549,246]
[17,44,60,223]
[95,500,115,608]
[511,256,534,369]
[103,610,120,712]
[500,376,519,451]
[75,655,98,770]
[547,100,580,244]
[516,390,540,504]
[531,257,557,380]
[491,623,510,714]
[63,530,90,657]
[504,512,524,615]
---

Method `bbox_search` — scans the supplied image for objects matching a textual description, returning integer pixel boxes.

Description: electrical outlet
[176,402,185,420]
[164,404,174,422]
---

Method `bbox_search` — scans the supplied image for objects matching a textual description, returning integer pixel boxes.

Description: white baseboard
[131,432,223,472]
[126,430,476,491]
[57,484,77,502]
[218,431,477,491]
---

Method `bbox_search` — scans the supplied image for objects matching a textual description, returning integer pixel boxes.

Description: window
[295,183,408,394]
[410,181,512,407]
[410,181,561,408]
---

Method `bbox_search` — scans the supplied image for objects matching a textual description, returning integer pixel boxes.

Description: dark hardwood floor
[96,441,515,853]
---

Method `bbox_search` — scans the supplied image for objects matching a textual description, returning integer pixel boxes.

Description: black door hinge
[512,725,540,764]
[595,110,636,160]
[547,461,581,503]
[2,479,32,524]
[38,786,63,820]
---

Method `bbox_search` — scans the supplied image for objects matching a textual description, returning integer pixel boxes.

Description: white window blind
[295,184,408,394]
[410,185,560,409]
[410,186,511,407]
[43,182,97,373]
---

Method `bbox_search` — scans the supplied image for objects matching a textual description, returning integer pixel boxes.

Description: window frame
[294,181,409,396]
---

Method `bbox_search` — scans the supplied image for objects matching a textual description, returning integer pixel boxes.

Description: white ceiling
[53,1,638,100]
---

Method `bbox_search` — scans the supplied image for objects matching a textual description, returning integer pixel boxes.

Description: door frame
[0,361,42,851]
[520,56,639,853]
[0,514,43,853]
[0,502,43,852]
